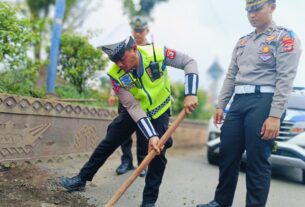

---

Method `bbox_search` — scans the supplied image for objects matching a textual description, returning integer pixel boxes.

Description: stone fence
[0,94,207,165]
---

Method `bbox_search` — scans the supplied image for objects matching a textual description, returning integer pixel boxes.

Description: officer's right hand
[148,136,161,155]
[107,95,116,106]
[214,108,224,126]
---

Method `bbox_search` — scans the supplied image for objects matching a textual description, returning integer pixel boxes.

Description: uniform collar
[253,21,276,39]
[263,21,276,35]
[134,51,144,77]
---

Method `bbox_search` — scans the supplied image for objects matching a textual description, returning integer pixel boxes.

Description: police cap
[99,36,135,62]
[246,0,276,12]
[130,16,148,32]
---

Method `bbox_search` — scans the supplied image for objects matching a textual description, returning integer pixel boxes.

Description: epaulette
[277,26,295,38]
[237,33,252,46]
[239,32,253,41]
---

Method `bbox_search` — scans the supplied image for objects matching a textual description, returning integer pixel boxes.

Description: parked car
[207,87,305,183]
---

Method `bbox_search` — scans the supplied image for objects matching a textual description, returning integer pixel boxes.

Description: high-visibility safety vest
[107,45,171,119]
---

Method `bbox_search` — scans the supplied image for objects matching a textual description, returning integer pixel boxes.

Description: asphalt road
[50,147,305,207]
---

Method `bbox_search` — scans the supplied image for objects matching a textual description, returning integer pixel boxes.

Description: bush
[58,33,107,93]
[0,2,38,69]
[0,2,42,97]
[171,82,212,120]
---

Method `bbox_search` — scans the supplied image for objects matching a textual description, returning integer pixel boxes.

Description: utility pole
[47,0,65,95]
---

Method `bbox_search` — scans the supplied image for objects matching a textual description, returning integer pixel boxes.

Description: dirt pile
[0,166,95,207]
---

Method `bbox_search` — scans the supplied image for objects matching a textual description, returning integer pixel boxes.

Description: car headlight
[290,122,305,134]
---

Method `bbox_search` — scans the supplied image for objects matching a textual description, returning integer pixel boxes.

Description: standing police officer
[60,36,199,207]
[107,16,150,177]
[197,0,301,207]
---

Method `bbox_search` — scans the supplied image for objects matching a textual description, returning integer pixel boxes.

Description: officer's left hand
[184,95,198,114]
[261,117,280,140]
[107,95,116,106]
[148,136,161,155]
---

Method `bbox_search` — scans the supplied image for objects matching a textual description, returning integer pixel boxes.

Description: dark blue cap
[246,0,276,12]
[99,36,135,62]
[130,16,148,32]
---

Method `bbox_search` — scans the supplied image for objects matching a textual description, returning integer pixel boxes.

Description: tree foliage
[0,2,43,96]
[0,2,37,68]
[171,82,212,120]
[23,0,97,60]
[58,33,107,93]
[122,0,168,18]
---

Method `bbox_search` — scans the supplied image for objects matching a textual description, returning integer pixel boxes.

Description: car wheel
[207,148,219,165]
[302,170,305,185]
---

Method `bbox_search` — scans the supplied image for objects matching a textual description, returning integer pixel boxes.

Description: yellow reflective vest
[107,45,171,119]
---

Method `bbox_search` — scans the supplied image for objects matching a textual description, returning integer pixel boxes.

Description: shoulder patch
[239,39,248,46]
[165,48,176,59]
[282,36,295,52]
[238,33,252,46]
[111,79,121,93]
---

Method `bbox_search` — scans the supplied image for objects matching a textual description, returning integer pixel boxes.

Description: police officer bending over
[197,0,301,207]
[60,36,199,207]
[108,16,151,177]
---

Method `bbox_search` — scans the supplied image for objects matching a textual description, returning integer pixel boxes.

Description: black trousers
[118,103,147,165]
[78,108,172,204]
[214,93,279,207]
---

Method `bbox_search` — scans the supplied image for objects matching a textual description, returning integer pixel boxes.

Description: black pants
[118,103,147,165]
[78,108,172,204]
[214,93,279,207]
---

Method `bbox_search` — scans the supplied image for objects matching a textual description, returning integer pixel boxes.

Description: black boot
[140,203,155,207]
[59,175,86,192]
[196,200,229,207]
[139,167,147,177]
[116,162,134,175]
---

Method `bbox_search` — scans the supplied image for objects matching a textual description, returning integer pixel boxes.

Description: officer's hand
[184,95,198,114]
[148,136,161,155]
[214,108,224,126]
[107,95,116,106]
[261,117,280,140]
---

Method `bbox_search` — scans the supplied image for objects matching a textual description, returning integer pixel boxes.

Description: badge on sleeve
[239,39,247,46]
[111,79,121,93]
[165,48,176,59]
[282,36,294,52]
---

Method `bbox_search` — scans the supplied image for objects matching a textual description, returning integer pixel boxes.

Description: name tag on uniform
[260,54,272,62]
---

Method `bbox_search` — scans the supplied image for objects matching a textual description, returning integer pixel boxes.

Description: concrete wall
[0,94,207,164]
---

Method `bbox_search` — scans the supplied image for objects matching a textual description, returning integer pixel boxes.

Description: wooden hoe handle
[105,109,187,207]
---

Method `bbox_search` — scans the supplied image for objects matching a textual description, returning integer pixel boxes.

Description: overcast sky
[80,0,305,90]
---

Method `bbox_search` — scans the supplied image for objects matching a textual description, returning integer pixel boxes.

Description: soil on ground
[0,166,95,207]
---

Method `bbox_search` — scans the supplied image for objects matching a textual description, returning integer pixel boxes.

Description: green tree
[25,0,54,60]
[0,2,37,68]
[122,0,168,18]
[58,33,107,93]
[23,0,97,60]
[171,82,211,120]
[0,2,42,95]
